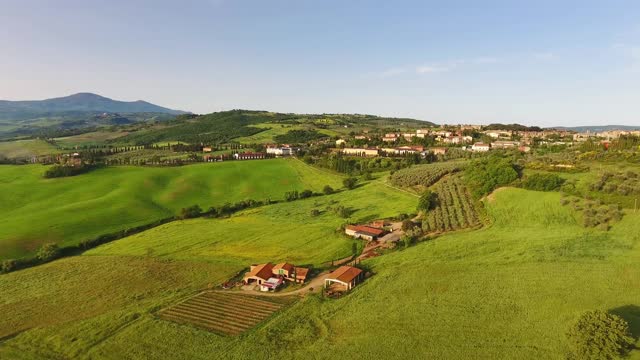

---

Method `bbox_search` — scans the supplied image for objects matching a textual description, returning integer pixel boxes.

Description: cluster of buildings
[243,262,309,292]
[572,130,640,142]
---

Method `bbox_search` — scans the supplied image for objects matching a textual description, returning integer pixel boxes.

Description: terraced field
[158,292,287,335]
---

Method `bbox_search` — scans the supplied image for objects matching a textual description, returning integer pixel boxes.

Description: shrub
[300,189,314,199]
[417,190,436,212]
[180,205,202,219]
[343,177,358,190]
[36,243,60,262]
[322,185,334,195]
[284,190,299,201]
[401,220,415,232]
[566,310,634,359]
[1,259,17,273]
[464,155,519,197]
[521,173,565,191]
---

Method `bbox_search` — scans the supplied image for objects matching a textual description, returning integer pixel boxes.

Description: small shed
[324,266,364,291]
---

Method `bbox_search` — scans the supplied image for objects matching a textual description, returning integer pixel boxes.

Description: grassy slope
[0,139,62,158]
[77,188,639,360]
[54,130,130,148]
[0,178,417,359]
[0,159,342,260]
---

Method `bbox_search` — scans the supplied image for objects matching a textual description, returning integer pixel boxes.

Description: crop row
[390,162,463,188]
[422,175,480,233]
[158,292,283,335]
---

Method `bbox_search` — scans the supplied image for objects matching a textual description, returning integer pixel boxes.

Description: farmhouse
[471,143,491,152]
[234,152,266,160]
[243,262,311,289]
[325,266,364,291]
[243,263,274,285]
[202,147,213,152]
[266,146,295,156]
[429,147,448,155]
[491,140,520,149]
[345,225,385,241]
[342,148,379,157]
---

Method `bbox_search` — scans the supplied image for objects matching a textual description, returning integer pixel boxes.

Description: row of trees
[421,176,481,233]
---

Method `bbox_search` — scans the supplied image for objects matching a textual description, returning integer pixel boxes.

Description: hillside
[1,187,638,359]
[0,93,187,140]
[0,93,186,120]
[0,159,343,260]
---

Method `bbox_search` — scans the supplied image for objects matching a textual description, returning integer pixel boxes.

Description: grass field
[53,130,130,148]
[236,123,340,144]
[3,187,638,359]
[0,139,62,159]
[0,159,343,260]
[0,175,418,359]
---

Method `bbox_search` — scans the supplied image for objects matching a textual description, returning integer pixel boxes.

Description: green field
[0,139,62,159]
[53,130,130,148]
[0,159,343,260]
[2,186,638,359]
[236,123,340,144]
[0,176,418,359]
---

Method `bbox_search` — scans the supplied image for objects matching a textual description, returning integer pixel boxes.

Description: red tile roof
[328,266,363,283]
[294,267,309,279]
[245,263,274,281]
[347,225,385,237]
[273,262,294,273]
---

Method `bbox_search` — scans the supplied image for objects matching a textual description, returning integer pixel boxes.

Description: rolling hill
[0,93,186,120]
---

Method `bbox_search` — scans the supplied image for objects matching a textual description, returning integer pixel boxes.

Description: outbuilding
[324,266,364,291]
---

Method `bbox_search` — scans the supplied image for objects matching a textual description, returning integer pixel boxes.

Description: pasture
[0,139,61,159]
[3,187,638,359]
[53,130,129,148]
[0,159,343,260]
[0,174,418,359]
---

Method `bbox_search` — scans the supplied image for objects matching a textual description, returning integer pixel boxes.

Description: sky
[1,0,639,126]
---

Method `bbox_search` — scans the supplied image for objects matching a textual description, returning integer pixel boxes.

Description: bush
[322,185,334,195]
[284,190,299,201]
[465,155,519,197]
[36,243,60,262]
[343,177,358,190]
[300,189,314,199]
[521,173,565,191]
[43,164,96,178]
[180,205,202,219]
[417,190,436,212]
[1,259,17,273]
[567,310,634,359]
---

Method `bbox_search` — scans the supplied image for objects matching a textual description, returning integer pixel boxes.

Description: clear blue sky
[1,0,639,126]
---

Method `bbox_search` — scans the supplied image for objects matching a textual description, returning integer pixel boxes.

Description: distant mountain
[0,93,187,121]
[552,125,640,132]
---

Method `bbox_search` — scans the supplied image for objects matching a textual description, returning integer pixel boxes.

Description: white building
[342,148,379,157]
[266,146,295,156]
[471,143,491,152]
